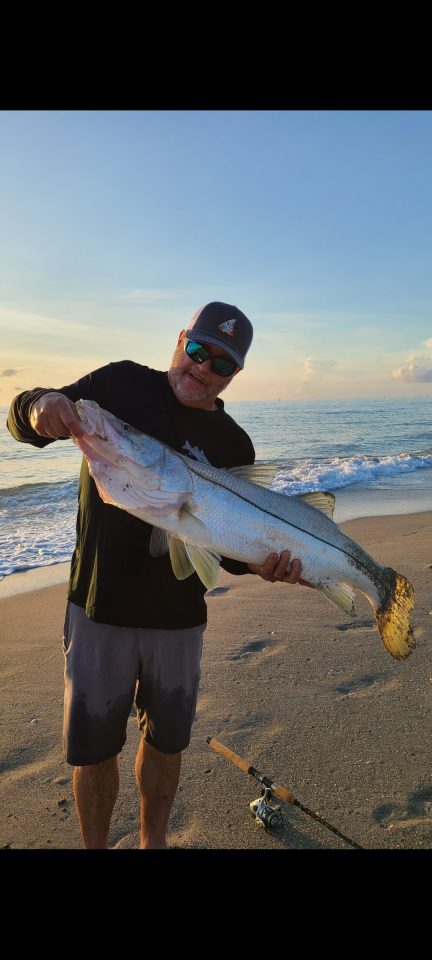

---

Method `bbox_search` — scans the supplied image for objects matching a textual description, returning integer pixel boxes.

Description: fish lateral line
[185,458,363,567]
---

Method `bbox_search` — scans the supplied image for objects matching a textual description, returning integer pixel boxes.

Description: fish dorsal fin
[319,582,356,615]
[149,526,169,557]
[169,537,195,580]
[228,464,276,488]
[298,491,336,518]
[184,544,221,590]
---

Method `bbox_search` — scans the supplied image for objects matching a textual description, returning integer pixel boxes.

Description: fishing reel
[249,786,283,830]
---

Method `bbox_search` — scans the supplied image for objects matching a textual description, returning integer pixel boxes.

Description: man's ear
[177,329,186,347]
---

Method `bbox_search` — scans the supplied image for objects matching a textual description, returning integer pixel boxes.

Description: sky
[1,109,432,405]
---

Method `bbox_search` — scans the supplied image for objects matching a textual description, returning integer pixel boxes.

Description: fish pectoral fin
[319,582,356,616]
[184,544,222,590]
[149,526,169,557]
[178,506,213,542]
[228,464,277,487]
[170,507,219,588]
[298,491,336,518]
[168,535,221,588]
[169,537,195,580]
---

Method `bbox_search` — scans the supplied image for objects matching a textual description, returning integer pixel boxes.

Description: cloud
[301,357,315,382]
[300,357,336,383]
[1,368,17,377]
[392,337,432,381]
[0,307,92,336]
[119,288,182,302]
[392,357,432,382]
[294,356,337,394]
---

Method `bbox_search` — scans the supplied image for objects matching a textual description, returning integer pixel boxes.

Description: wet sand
[1,511,431,850]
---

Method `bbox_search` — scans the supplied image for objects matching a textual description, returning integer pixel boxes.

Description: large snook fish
[74,399,415,661]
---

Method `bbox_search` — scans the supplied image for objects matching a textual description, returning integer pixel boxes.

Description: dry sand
[1,512,431,851]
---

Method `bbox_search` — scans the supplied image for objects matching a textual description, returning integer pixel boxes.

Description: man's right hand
[29,392,88,439]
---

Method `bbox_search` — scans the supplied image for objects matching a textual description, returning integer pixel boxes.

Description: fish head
[74,399,192,514]
[75,399,164,472]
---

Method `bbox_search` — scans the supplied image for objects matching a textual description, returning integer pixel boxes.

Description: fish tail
[374,570,415,660]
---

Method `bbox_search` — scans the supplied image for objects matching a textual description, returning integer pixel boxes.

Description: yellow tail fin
[375,572,415,660]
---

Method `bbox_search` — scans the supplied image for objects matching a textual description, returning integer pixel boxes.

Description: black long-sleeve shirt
[7,360,255,628]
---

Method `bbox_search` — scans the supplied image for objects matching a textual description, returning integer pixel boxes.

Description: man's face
[168,331,240,410]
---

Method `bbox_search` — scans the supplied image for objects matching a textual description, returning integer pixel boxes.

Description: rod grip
[206,736,296,804]
[207,736,252,776]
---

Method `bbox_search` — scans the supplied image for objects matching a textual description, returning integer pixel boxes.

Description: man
[7,301,306,849]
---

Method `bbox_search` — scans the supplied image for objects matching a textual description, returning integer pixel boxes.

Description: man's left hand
[248,550,313,586]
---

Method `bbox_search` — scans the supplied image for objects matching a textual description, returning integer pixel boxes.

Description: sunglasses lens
[185,340,209,364]
[185,339,237,377]
[212,357,237,376]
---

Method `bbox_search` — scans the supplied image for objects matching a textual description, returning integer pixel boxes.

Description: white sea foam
[0,479,78,579]
[272,451,432,495]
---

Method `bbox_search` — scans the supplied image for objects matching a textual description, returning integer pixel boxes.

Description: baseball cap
[185,301,253,369]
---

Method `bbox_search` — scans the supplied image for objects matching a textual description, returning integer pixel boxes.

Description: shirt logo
[182,440,211,465]
[218,318,237,336]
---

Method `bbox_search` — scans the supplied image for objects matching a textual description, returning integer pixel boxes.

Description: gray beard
[168,367,232,405]
[167,368,207,401]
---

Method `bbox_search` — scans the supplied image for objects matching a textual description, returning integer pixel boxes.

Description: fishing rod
[206,736,363,850]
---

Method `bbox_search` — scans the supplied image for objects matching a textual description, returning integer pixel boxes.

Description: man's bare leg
[73,755,119,849]
[135,739,181,849]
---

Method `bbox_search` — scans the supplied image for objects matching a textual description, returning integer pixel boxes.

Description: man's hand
[29,392,88,439]
[248,550,313,586]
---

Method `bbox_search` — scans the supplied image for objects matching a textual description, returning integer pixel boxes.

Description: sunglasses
[184,339,238,377]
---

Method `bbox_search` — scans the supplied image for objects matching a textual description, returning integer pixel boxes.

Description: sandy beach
[1,511,431,850]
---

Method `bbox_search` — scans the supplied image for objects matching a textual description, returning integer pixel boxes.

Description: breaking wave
[271,450,432,495]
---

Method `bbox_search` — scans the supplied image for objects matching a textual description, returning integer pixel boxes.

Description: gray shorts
[62,601,205,766]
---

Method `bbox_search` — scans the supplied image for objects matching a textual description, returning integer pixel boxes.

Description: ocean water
[1,396,432,581]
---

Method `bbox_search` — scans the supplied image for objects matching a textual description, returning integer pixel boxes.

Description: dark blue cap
[185,301,253,369]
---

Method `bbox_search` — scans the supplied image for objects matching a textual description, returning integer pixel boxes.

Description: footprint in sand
[374,786,432,831]
[336,674,377,695]
[229,638,269,661]
[336,618,374,632]
[57,798,71,818]
[336,674,401,697]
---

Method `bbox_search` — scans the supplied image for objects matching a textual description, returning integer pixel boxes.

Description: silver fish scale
[183,456,374,567]
[176,456,383,599]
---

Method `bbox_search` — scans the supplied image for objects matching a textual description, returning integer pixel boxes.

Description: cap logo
[218,318,237,337]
